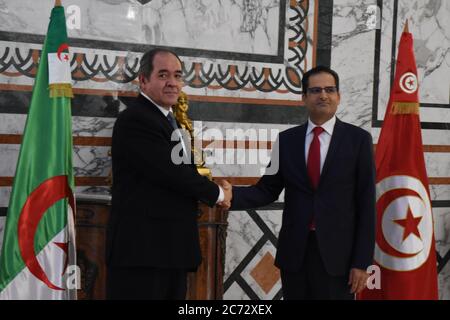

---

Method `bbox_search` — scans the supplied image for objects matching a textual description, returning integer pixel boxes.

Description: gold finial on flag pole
[55,0,61,7]
[403,19,409,33]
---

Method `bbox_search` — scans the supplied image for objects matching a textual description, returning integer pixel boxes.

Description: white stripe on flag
[48,53,71,85]
[0,222,77,300]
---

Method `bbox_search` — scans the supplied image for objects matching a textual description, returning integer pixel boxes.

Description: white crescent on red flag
[359,24,438,300]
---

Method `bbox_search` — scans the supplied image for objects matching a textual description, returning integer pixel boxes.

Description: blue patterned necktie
[167,111,187,155]
[167,112,178,130]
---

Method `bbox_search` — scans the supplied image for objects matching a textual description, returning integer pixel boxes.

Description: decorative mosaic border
[0,1,314,98]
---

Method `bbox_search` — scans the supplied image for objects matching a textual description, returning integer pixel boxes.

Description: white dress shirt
[140,92,224,203]
[304,116,336,174]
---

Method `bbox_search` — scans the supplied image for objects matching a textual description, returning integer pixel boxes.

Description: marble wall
[0,0,448,300]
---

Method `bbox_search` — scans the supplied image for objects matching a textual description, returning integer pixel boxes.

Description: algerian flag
[0,1,77,300]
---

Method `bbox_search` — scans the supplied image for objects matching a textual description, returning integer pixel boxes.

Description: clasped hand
[217,180,232,209]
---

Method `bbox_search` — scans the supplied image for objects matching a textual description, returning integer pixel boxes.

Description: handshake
[217,180,233,209]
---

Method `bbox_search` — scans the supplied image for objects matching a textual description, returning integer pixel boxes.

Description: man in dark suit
[106,49,231,300]
[222,66,376,299]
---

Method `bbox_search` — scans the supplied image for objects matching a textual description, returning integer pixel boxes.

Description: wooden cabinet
[75,196,110,300]
[186,204,228,300]
[75,196,228,300]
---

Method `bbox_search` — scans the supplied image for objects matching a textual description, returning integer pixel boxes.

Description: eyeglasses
[306,86,338,94]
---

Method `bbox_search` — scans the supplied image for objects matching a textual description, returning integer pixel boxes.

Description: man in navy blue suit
[223,66,376,299]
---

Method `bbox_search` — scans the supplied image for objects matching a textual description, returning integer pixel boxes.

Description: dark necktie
[167,112,178,130]
[307,126,324,189]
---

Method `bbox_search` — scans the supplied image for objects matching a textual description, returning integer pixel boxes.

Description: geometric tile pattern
[224,204,284,300]
[224,203,450,300]
[250,251,280,294]
[437,250,450,274]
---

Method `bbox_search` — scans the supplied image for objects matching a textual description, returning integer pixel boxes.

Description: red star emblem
[393,206,422,241]
[54,241,69,275]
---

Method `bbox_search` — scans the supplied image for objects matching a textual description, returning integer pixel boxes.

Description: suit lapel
[137,94,192,162]
[297,124,309,182]
[288,124,313,191]
[319,118,345,183]
[137,94,174,135]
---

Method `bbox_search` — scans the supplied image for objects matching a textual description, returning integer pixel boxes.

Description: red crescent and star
[56,43,69,62]
[17,175,75,290]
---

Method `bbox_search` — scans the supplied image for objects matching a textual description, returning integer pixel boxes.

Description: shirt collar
[307,115,336,136]
[140,91,173,116]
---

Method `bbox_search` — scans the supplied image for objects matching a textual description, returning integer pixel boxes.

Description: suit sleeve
[231,137,284,210]
[114,111,219,207]
[351,131,376,270]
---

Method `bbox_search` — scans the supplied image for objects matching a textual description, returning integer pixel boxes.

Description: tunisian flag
[360,22,438,299]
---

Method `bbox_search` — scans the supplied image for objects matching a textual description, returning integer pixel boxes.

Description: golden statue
[173,91,212,179]
[173,91,194,140]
